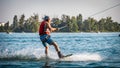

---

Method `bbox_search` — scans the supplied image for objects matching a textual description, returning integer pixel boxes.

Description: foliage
[0,14,120,32]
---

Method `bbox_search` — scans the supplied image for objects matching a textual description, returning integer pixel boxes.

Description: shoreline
[0,32,120,34]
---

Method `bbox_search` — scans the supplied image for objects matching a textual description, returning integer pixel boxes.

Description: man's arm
[46,22,58,32]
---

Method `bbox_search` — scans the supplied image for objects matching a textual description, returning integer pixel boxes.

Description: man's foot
[58,51,64,58]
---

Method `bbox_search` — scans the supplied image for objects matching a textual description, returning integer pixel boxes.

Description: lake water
[0,32,120,68]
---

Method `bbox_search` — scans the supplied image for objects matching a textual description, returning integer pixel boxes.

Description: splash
[0,47,58,61]
[0,47,102,61]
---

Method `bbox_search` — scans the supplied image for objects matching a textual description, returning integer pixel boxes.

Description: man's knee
[45,46,49,50]
[52,42,58,46]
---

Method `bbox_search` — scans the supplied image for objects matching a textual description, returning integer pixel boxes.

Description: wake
[0,47,102,61]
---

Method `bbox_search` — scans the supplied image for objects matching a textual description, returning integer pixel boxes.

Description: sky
[0,0,120,24]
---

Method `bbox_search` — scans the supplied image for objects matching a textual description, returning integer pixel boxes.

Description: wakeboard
[62,54,73,58]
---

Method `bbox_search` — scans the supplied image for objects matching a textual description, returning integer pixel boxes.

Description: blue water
[0,32,120,68]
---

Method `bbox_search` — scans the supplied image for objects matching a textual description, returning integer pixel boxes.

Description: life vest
[39,21,50,35]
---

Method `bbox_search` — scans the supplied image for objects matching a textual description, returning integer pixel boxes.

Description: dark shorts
[40,34,54,47]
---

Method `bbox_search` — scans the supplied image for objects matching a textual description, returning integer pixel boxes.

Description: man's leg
[42,42,49,57]
[52,42,60,52]
[46,36,64,58]
[45,46,49,56]
[52,42,64,58]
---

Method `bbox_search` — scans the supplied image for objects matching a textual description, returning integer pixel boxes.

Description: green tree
[32,14,39,32]
[13,15,18,28]
[98,18,105,32]
[83,20,89,32]
[105,17,113,31]
[60,14,71,32]
[0,25,5,32]
[23,14,39,32]
[19,14,25,32]
[52,18,61,27]
[4,21,9,32]
[88,18,98,32]
[71,16,79,32]
[76,14,83,32]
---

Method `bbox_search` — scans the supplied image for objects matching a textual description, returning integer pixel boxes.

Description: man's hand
[56,28,60,31]
[50,28,58,32]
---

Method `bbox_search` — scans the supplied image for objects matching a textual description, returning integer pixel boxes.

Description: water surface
[0,32,120,67]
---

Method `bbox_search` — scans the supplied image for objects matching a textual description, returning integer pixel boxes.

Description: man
[39,16,64,58]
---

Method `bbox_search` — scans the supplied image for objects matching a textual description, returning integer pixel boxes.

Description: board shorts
[40,34,54,47]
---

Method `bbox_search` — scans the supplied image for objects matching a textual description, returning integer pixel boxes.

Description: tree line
[0,14,39,32]
[0,13,120,32]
